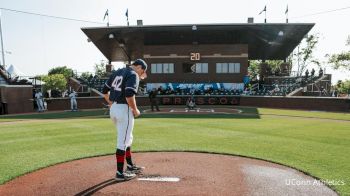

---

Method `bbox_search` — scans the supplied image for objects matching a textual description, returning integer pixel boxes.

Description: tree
[48,66,74,79]
[80,72,92,81]
[249,60,286,80]
[335,80,350,94]
[94,61,107,78]
[41,74,67,93]
[291,34,320,76]
[328,35,350,71]
[248,60,260,80]
[266,60,285,73]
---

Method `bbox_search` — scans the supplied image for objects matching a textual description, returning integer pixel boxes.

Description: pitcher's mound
[0,152,337,196]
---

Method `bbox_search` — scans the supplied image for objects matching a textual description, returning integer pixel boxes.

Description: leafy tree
[335,80,350,94]
[291,34,320,76]
[328,35,350,71]
[48,66,74,79]
[94,61,107,78]
[41,74,67,93]
[249,60,286,79]
[80,72,92,81]
[248,60,260,80]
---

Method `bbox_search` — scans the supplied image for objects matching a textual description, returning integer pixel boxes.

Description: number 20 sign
[190,53,200,61]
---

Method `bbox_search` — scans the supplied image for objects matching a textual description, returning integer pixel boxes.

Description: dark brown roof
[81,23,314,61]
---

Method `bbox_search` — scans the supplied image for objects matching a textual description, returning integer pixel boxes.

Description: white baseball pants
[110,103,134,150]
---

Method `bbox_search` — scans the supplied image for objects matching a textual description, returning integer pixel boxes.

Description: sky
[0,0,349,84]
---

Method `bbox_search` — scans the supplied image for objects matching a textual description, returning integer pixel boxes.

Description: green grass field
[0,107,349,195]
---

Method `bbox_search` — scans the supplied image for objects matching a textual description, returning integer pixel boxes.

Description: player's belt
[113,101,127,104]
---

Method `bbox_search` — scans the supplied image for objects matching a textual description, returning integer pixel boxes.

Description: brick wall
[239,96,350,112]
[0,85,33,114]
[45,97,107,111]
[3,93,349,114]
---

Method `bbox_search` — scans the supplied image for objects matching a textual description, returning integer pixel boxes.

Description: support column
[259,62,269,79]
[279,62,291,76]
[106,63,113,73]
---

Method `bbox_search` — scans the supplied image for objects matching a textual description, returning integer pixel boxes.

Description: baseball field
[0,106,349,195]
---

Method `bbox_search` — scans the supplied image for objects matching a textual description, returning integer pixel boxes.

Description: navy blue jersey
[103,67,139,103]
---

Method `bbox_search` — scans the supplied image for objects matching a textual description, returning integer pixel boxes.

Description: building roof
[81,23,314,61]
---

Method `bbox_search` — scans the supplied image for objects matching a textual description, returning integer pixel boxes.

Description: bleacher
[79,77,108,92]
[74,73,324,97]
[87,78,108,92]
[250,76,305,96]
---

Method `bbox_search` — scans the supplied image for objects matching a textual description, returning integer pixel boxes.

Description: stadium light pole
[0,9,6,68]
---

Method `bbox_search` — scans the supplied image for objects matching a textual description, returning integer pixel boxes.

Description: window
[156,64,162,73]
[182,63,208,73]
[196,63,208,73]
[151,64,157,73]
[229,63,235,73]
[168,63,174,73]
[222,63,228,73]
[216,63,241,73]
[216,63,222,73]
[234,63,240,73]
[151,63,174,74]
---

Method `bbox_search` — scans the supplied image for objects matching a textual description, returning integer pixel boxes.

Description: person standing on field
[102,59,147,181]
[35,89,45,112]
[69,90,78,111]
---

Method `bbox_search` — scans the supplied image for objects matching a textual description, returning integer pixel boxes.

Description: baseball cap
[132,59,148,70]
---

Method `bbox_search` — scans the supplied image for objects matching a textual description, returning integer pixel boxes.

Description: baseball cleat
[126,164,144,174]
[115,171,137,181]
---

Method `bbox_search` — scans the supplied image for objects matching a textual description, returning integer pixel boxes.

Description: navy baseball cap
[132,59,147,70]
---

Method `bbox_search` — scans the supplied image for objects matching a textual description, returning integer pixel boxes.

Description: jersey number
[112,76,123,91]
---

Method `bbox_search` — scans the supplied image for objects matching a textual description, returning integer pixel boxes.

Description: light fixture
[192,25,197,31]
[278,31,284,36]
[108,33,114,39]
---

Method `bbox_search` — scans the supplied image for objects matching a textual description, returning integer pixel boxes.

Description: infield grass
[0,107,349,195]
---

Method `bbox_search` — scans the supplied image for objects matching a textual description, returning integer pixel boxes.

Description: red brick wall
[239,96,350,112]
[0,85,33,114]
[138,96,350,112]
[4,94,349,114]
[46,97,107,111]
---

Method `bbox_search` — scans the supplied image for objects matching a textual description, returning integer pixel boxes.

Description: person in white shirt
[69,90,78,111]
[35,90,45,112]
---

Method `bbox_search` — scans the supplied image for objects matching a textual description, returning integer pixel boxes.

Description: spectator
[319,68,324,77]
[69,90,78,111]
[305,69,309,79]
[186,96,196,110]
[157,86,164,95]
[311,68,315,78]
[148,88,160,112]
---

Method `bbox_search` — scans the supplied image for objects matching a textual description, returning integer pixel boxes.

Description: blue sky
[0,0,349,83]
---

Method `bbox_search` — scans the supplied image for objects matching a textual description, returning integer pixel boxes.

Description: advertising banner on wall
[161,96,240,105]
[146,83,244,91]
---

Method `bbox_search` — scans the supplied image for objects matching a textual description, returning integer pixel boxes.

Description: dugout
[82,22,314,92]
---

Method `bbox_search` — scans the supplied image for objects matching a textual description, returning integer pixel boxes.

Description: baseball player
[35,89,45,112]
[69,90,78,111]
[102,59,147,181]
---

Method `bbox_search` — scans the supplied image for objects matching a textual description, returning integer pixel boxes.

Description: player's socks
[125,147,134,166]
[116,149,125,175]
